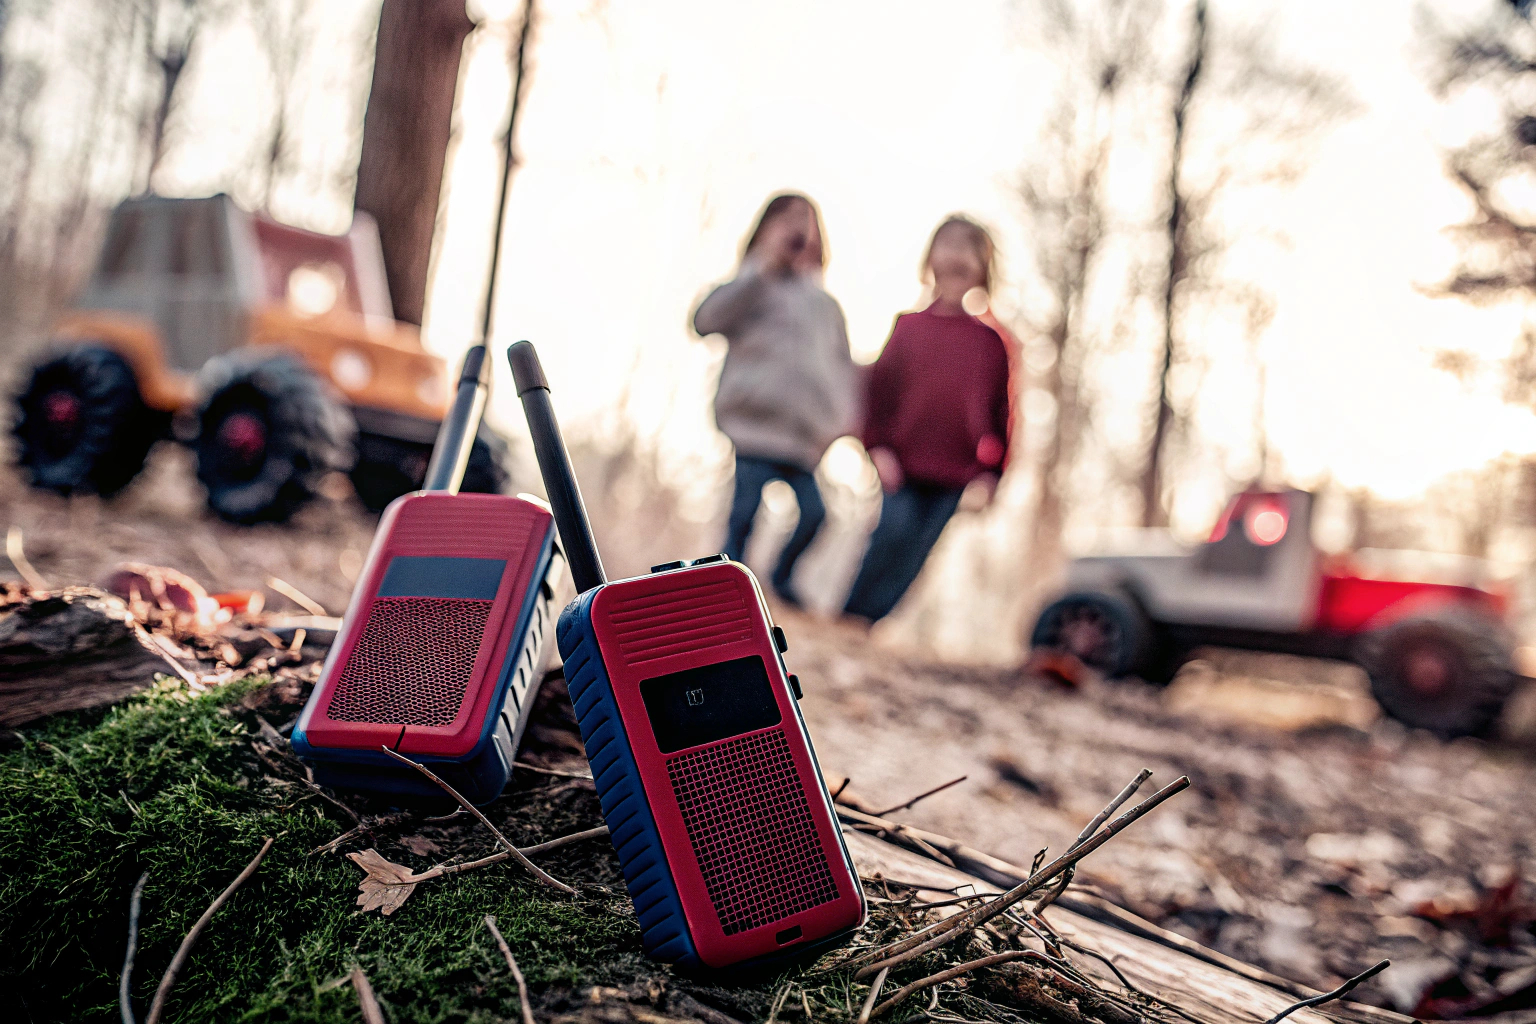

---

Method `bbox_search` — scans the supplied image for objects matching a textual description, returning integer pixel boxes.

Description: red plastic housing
[304,492,554,758]
[588,560,864,968]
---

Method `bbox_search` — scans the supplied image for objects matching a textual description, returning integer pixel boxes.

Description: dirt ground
[6,445,1536,1017]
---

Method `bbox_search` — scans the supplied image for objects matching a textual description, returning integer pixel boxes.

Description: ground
[3,446,1535,1017]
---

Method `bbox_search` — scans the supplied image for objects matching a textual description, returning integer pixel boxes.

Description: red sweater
[862,304,1013,489]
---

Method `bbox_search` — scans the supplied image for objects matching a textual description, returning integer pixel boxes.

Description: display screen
[640,655,782,754]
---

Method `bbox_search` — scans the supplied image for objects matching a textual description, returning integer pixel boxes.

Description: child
[843,215,1013,622]
[693,193,858,605]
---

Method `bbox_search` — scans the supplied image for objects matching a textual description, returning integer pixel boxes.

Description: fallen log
[840,809,1415,1024]
[0,588,177,726]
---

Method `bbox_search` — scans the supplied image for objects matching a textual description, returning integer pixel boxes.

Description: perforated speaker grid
[666,729,839,936]
[327,596,491,726]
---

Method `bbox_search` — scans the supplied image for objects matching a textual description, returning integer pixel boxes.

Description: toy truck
[1029,489,1522,738]
[10,194,507,522]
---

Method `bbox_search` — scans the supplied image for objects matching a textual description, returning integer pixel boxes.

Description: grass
[0,676,667,1023]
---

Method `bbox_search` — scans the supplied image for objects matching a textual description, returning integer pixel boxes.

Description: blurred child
[843,215,1013,622]
[693,193,858,605]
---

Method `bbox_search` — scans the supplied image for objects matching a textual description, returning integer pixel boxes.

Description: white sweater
[693,260,858,471]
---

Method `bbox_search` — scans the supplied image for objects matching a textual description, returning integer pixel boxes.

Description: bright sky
[415,0,1536,516]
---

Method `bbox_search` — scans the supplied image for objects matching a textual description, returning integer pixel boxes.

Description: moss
[0,678,654,1023]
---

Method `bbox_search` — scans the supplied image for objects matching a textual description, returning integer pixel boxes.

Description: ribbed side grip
[557,592,699,966]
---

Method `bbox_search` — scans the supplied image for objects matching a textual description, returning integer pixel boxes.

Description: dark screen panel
[640,655,782,754]
[378,556,506,599]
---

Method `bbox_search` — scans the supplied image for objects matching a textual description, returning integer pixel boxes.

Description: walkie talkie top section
[292,344,563,805]
[509,341,864,973]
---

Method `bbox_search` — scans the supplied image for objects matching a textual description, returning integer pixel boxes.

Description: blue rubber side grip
[558,591,700,967]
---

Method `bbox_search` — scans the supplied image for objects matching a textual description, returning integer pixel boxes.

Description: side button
[772,625,789,653]
[788,673,803,700]
[650,560,687,573]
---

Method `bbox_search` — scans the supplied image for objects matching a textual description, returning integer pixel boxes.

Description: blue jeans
[843,482,963,622]
[723,455,826,602]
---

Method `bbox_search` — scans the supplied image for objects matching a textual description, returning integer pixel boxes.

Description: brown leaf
[348,848,421,915]
[398,834,441,857]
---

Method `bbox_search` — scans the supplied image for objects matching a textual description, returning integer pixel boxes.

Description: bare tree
[352,0,474,326]
[1137,1,1351,526]
[1422,1,1536,408]
[139,0,217,192]
[246,0,315,211]
[1016,0,1160,575]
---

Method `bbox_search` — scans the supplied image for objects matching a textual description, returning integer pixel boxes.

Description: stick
[484,915,536,1024]
[1035,769,1155,917]
[144,838,274,1024]
[831,777,852,802]
[375,825,611,886]
[351,966,386,1024]
[379,745,574,894]
[1260,960,1390,1024]
[266,576,328,617]
[873,776,967,818]
[857,967,890,1024]
[853,776,1189,979]
[1050,933,1205,1024]
[869,950,1053,1019]
[6,526,48,590]
[120,871,149,1024]
[1075,769,1151,846]
[513,761,593,780]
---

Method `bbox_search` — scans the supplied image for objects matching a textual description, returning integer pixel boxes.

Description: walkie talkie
[507,341,865,972]
[292,345,564,804]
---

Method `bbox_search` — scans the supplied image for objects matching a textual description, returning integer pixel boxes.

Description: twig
[853,776,1189,979]
[484,915,536,1024]
[6,526,48,590]
[379,745,574,894]
[766,983,793,1024]
[144,837,274,1024]
[513,760,593,780]
[120,871,149,1024]
[874,776,968,818]
[857,967,890,1024]
[1075,769,1152,847]
[251,742,362,826]
[1260,960,1390,1024]
[870,950,1054,1019]
[1052,935,1206,1024]
[1036,769,1154,917]
[832,776,852,802]
[375,825,611,886]
[266,576,328,617]
[351,966,386,1024]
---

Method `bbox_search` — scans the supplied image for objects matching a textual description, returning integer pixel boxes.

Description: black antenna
[507,341,606,593]
[422,345,490,494]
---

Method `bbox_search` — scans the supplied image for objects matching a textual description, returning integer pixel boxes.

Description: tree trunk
[1139,0,1207,528]
[353,0,473,327]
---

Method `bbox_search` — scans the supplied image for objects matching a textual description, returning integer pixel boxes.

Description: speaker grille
[327,597,492,726]
[609,578,753,664]
[666,729,839,935]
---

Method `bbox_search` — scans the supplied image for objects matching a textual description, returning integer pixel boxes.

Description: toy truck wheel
[194,353,355,524]
[11,346,164,497]
[1030,590,1153,679]
[461,430,511,496]
[1359,610,1517,739]
[350,429,510,512]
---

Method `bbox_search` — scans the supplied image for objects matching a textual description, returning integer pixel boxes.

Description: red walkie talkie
[508,341,865,972]
[292,345,563,804]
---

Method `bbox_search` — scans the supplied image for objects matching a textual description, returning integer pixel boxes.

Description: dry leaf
[349,848,421,915]
[398,834,441,857]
